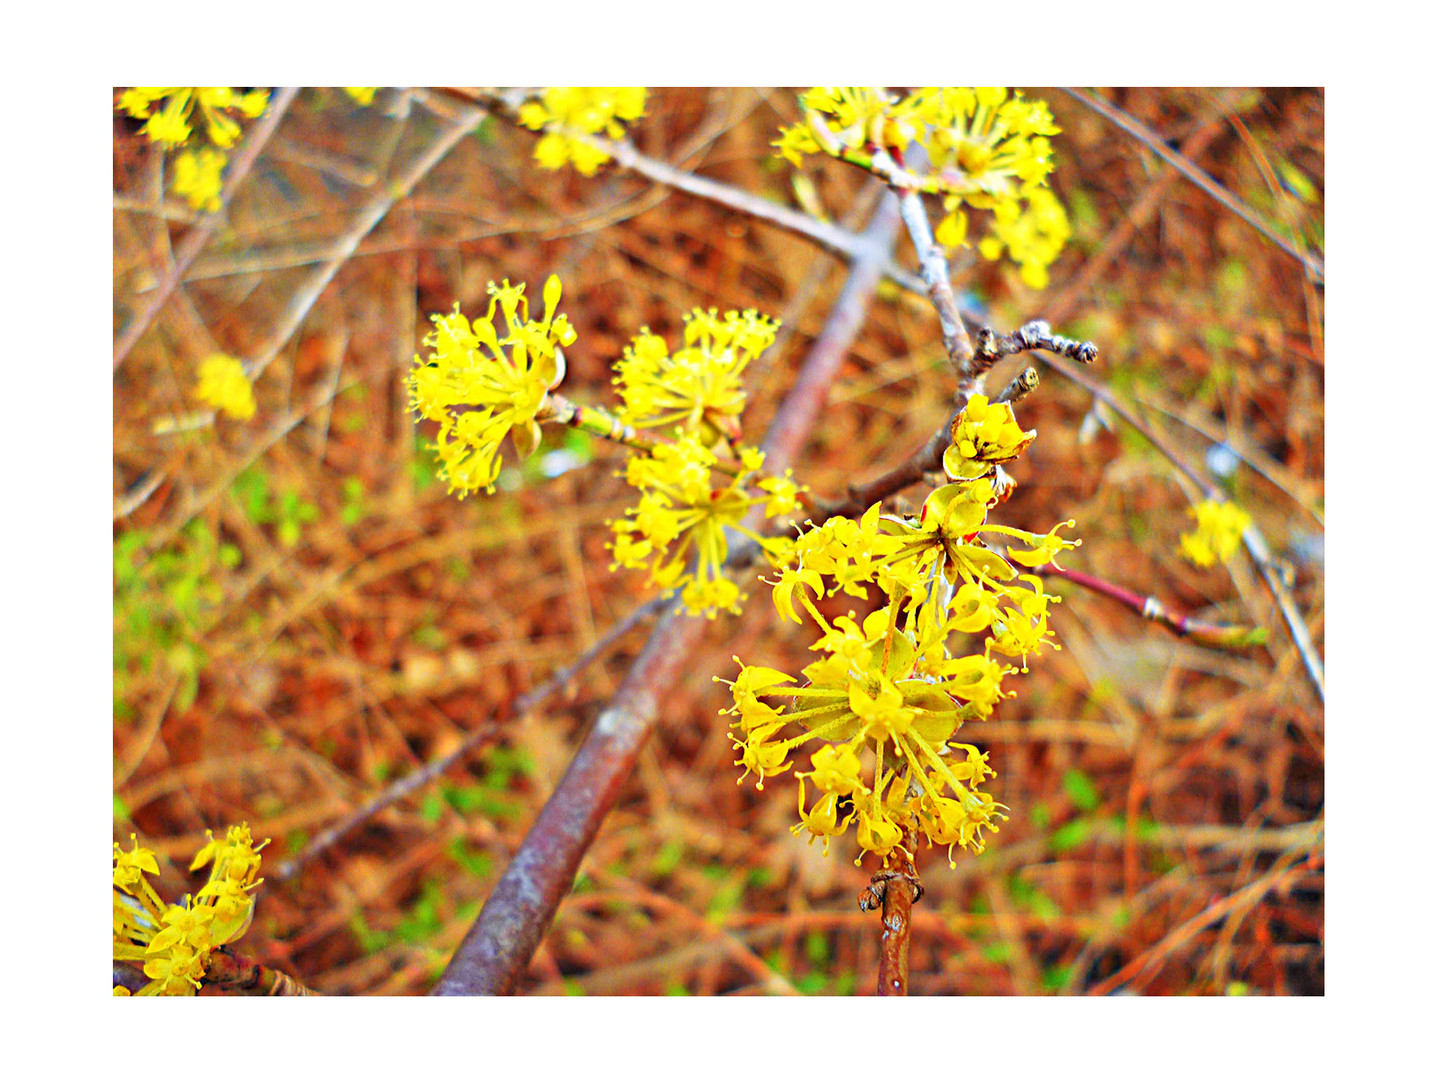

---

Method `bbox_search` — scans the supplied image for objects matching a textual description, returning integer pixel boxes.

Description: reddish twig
[1033,351,1324,702]
[1037,562,1267,650]
[430,191,904,996]
[859,829,922,996]
[113,87,300,371]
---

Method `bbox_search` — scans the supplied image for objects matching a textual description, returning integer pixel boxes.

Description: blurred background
[113,87,1324,995]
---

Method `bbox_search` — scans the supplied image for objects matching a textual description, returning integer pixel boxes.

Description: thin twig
[864,144,978,385]
[1038,561,1267,650]
[1033,351,1324,702]
[272,595,668,882]
[1086,846,1321,996]
[1058,88,1323,284]
[859,830,921,996]
[447,87,933,301]
[430,191,903,996]
[113,87,300,371]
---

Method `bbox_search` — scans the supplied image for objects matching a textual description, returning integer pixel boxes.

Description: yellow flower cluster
[613,308,779,444]
[518,87,647,176]
[193,353,256,420]
[609,435,800,618]
[775,87,1070,287]
[407,276,576,497]
[722,393,1079,867]
[343,87,378,106]
[113,825,267,996]
[116,87,270,213]
[1179,499,1251,567]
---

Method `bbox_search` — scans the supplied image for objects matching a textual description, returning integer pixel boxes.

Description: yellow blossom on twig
[407,275,576,497]
[193,354,256,420]
[518,87,647,176]
[1179,499,1252,567]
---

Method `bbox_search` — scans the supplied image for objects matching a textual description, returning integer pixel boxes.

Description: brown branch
[1058,88,1323,284]
[113,87,300,371]
[430,191,903,996]
[859,829,921,996]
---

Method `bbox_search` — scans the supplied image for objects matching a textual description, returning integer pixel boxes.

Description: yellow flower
[612,308,778,442]
[114,823,268,996]
[986,574,1062,672]
[1179,499,1252,567]
[608,434,792,618]
[194,354,256,420]
[343,87,378,106]
[117,87,268,149]
[172,147,226,212]
[408,275,575,497]
[942,394,1036,480]
[995,518,1080,569]
[773,86,1071,287]
[978,187,1072,289]
[517,87,647,175]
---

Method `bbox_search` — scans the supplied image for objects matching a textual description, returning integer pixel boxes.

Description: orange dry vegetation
[113,87,1323,996]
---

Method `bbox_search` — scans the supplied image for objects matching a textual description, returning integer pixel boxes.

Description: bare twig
[430,191,903,996]
[1033,351,1324,702]
[874,157,979,385]
[1037,562,1267,650]
[447,87,933,302]
[272,595,668,882]
[859,831,921,996]
[1058,88,1324,284]
[974,320,1097,374]
[1086,847,1321,996]
[114,87,300,371]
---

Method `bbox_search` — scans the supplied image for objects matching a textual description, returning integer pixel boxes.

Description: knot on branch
[859,866,924,911]
[975,320,1098,375]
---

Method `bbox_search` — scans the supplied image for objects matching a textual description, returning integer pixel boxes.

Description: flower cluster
[612,308,779,444]
[193,353,256,420]
[609,434,800,618]
[407,276,576,497]
[722,392,1078,867]
[775,87,1070,287]
[517,87,647,176]
[1179,498,1251,567]
[113,825,267,996]
[116,87,270,212]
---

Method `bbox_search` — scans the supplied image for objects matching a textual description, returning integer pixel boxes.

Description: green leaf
[1050,819,1092,853]
[1062,769,1101,811]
